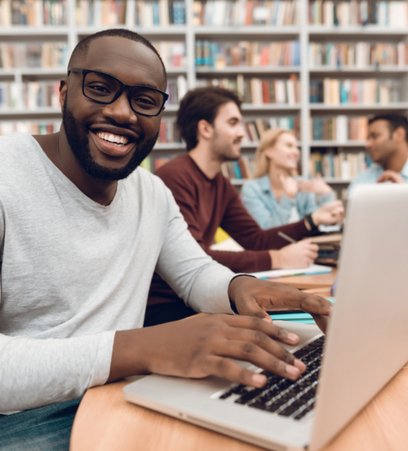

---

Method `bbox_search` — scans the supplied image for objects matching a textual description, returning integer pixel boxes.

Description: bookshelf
[1,0,408,197]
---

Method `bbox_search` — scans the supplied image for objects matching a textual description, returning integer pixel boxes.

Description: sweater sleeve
[157,166,311,273]
[0,331,114,413]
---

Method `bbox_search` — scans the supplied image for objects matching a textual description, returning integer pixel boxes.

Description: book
[249,264,332,280]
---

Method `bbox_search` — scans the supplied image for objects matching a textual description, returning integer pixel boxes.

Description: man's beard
[62,99,158,181]
[211,131,240,162]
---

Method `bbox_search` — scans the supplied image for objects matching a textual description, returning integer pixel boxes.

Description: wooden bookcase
[1,0,408,197]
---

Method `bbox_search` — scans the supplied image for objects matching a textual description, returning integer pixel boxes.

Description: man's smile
[96,131,129,146]
[90,129,137,159]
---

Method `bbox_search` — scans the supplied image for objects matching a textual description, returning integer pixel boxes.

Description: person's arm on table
[109,277,331,390]
[110,204,331,391]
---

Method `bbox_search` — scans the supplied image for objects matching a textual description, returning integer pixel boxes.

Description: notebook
[124,184,408,451]
[249,264,332,280]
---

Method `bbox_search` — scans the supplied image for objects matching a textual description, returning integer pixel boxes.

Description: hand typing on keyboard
[228,275,332,333]
[109,277,331,392]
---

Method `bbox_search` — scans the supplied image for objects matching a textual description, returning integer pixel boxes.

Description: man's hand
[228,276,332,333]
[310,200,344,226]
[377,170,405,184]
[298,174,333,195]
[109,314,308,389]
[270,239,318,269]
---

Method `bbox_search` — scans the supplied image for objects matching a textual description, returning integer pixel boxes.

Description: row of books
[309,150,370,180]
[76,0,126,26]
[151,41,186,68]
[309,78,400,105]
[311,115,368,141]
[0,81,60,109]
[76,0,186,26]
[193,0,300,26]
[166,75,187,104]
[197,74,300,105]
[243,117,300,143]
[0,43,68,69]
[0,0,66,26]
[309,0,408,27]
[135,0,186,26]
[0,120,61,136]
[157,119,182,144]
[221,156,255,180]
[309,42,408,68]
[195,40,300,67]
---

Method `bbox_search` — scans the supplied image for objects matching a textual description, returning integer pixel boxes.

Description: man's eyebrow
[88,68,161,90]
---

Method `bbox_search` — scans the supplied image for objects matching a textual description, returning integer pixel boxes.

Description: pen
[277,231,297,244]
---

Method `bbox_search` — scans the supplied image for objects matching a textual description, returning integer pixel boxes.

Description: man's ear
[59,79,68,112]
[393,126,406,144]
[197,119,213,140]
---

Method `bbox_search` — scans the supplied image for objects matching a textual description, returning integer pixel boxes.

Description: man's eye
[136,97,154,104]
[133,96,158,108]
[90,85,109,93]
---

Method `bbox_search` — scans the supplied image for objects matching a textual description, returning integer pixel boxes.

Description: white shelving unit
[1,0,408,195]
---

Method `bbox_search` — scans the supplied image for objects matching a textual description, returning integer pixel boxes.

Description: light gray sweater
[0,133,234,413]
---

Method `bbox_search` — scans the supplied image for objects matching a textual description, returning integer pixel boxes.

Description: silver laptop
[124,184,408,451]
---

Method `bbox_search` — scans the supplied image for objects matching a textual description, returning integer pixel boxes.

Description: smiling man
[146,86,343,327]
[0,30,332,451]
[347,114,408,197]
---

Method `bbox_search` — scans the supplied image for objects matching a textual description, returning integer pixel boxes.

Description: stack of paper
[249,264,332,280]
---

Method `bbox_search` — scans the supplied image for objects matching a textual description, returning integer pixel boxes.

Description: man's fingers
[205,342,305,385]
[234,300,273,323]
[224,316,300,346]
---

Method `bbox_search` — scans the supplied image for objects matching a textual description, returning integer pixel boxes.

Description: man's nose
[237,124,245,138]
[101,92,137,124]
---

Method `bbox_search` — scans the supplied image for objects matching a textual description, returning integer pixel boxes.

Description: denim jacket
[241,175,334,229]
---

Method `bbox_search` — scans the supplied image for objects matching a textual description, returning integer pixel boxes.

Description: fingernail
[286,365,300,377]
[294,359,306,371]
[287,332,299,343]
[252,374,266,387]
[262,316,273,323]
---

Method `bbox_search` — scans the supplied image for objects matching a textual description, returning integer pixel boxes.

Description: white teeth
[96,132,129,145]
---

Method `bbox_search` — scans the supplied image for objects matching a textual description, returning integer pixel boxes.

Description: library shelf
[309,67,408,74]
[241,104,301,111]
[309,103,408,111]
[2,0,408,197]
[310,141,366,147]
[196,67,301,74]
[194,26,300,36]
[307,26,408,36]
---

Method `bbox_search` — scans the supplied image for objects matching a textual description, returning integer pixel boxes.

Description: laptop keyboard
[217,335,325,420]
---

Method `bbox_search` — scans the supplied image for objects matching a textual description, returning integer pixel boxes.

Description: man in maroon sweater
[145,87,343,326]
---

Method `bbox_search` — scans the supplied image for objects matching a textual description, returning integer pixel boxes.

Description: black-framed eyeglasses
[68,67,168,117]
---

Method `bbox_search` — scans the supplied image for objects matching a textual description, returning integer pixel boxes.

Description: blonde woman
[242,129,342,229]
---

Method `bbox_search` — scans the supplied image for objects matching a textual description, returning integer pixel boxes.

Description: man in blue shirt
[348,114,408,196]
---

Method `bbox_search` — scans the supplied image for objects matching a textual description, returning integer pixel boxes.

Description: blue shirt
[347,158,408,197]
[241,175,335,229]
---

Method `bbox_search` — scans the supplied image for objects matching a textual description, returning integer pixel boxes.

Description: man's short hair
[369,113,408,143]
[68,28,167,84]
[177,86,242,151]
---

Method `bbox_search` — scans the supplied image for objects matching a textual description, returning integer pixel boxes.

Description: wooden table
[70,272,408,451]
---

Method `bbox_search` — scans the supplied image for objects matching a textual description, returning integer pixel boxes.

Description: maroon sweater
[148,155,311,305]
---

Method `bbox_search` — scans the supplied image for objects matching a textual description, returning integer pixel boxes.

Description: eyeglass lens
[83,71,165,115]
